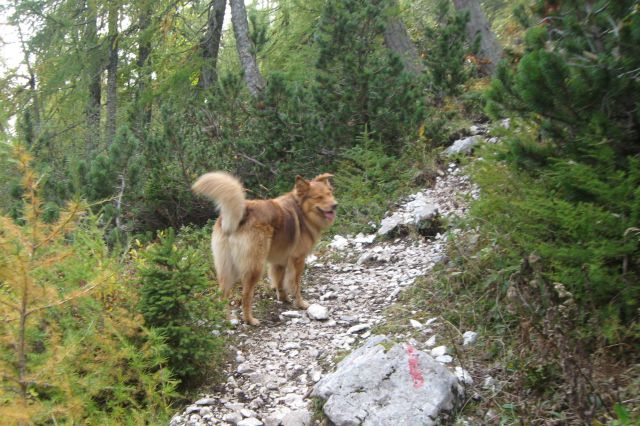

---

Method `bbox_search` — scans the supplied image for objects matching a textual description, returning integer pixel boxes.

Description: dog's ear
[295,175,310,197]
[313,173,334,189]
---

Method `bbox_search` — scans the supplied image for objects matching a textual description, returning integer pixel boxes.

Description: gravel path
[171,164,476,426]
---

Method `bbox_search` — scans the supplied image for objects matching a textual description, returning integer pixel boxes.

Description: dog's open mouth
[318,207,336,221]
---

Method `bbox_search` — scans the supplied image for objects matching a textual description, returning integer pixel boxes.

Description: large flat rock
[312,335,462,426]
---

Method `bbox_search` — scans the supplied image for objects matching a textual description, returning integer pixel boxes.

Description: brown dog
[192,172,337,325]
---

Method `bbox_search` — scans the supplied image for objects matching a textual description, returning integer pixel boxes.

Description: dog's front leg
[290,257,309,309]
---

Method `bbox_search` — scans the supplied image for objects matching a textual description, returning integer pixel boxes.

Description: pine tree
[483,0,640,339]
[314,0,424,153]
[136,228,227,387]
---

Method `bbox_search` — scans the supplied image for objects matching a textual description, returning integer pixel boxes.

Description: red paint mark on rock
[406,344,424,389]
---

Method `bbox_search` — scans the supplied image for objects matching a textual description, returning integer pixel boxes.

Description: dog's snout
[331,203,338,211]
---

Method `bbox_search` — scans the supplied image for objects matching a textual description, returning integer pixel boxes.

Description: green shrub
[472,144,639,343]
[0,146,176,425]
[422,0,473,101]
[333,128,412,234]
[136,228,227,388]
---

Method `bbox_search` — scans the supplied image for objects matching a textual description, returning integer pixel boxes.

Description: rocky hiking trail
[171,147,484,426]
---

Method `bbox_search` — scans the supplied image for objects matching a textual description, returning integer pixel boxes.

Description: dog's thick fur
[192,172,337,325]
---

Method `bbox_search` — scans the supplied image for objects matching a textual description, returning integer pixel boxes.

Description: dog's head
[295,173,337,230]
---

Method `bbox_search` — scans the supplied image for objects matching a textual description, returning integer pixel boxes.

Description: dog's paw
[296,300,310,310]
[245,317,261,326]
[277,292,292,304]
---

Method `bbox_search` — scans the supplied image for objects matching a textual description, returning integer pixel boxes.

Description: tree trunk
[199,0,227,90]
[229,0,265,97]
[452,0,502,75]
[383,2,424,76]
[135,0,152,142]
[15,13,41,146]
[106,0,119,146]
[85,0,101,155]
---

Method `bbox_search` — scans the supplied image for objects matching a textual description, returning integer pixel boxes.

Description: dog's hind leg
[212,232,236,320]
[241,268,263,326]
[268,264,290,303]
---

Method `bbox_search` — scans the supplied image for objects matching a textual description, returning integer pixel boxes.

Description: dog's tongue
[324,210,336,221]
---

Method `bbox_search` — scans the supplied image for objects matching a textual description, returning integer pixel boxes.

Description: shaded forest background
[0,0,638,424]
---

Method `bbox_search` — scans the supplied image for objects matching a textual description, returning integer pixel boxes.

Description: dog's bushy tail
[192,172,245,234]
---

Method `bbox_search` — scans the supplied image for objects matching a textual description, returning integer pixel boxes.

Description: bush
[333,128,413,234]
[0,145,176,425]
[136,228,227,388]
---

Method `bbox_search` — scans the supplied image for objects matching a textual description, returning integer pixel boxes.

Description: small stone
[195,397,216,405]
[199,406,213,416]
[240,408,258,418]
[425,317,438,326]
[282,409,312,426]
[283,393,305,409]
[482,376,497,391]
[282,342,301,350]
[248,397,265,410]
[185,405,201,414]
[462,331,478,346]
[329,235,350,250]
[425,335,437,347]
[347,323,370,334]
[307,304,329,321]
[237,363,254,374]
[409,319,423,329]
[281,311,302,318]
[225,402,246,411]
[485,409,499,422]
[310,367,322,382]
[435,355,453,364]
[266,381,279,390]
[430,345,448,357]
[339,315,358,324]
[170,415,184,426]
[353,233,376,244]
[238,418,263,426]
[454,367,473,385]
[223,412,243,424]
[264,408,290,426]
[413,204,439,224]
[320,291,337,301]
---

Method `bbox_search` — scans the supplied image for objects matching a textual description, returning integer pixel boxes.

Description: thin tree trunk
[199,0,227,90]
[106,0,119,146]
[135,0,152,142]
[229,0,265,97]
[85,0,101,155]
[14,8,41,146]
[115,173,126,232]
[452,0,502,75]
[383,2,424,76]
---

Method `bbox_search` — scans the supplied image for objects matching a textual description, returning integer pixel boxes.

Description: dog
[192,172,337,325]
